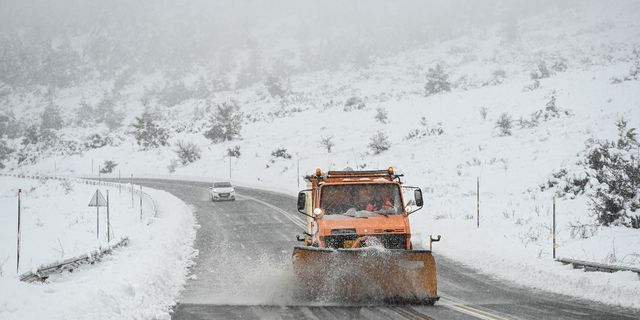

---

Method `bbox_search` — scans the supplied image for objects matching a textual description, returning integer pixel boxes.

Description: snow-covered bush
[0,139,13,169]
[85,133,110,149]
[344,96,366,111]
[530,61,551,80]
[319,136,335,153]
[271,147,292,159]
[495,113,513,136]
[204,102,243,143]
[375,107,389,124]
[542,119,640,229]
[131,111,169,149]
[175,141,201,165]
[227,145,241,158]
[424,64,451,96]
[99,160,117,174]
[518,91,572,129]
[404,117,444,140]
[368,131,390,154]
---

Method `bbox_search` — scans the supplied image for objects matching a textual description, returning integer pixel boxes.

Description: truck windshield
[320,184,402,216]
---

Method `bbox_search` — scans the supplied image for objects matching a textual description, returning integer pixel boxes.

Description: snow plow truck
[293,167,440,304]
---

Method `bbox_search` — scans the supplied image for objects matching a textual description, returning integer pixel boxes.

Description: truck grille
[324,234,407,249]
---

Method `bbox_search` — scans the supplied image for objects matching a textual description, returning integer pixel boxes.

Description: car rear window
[214,182,232,188]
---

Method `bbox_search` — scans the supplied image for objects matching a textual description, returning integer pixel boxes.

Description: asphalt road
[133,179,640,320]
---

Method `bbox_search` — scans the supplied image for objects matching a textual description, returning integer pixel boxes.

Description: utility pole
[229,155,232,180]
[91,158,94,176]
[54,162,56,179]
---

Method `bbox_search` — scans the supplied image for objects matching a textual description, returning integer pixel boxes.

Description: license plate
[220,193,229,197]
[343,240,355,248]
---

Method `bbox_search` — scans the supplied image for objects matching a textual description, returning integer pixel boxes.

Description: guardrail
[557,257,640,276]
[2,172,159,281]
[19,237,129,282]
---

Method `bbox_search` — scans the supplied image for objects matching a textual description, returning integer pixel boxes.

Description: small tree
[204,102,243,143]
[424,64,451,96]
[319,136,335,153]
[495,113,513,136]
[375,107,389,124]
[175,141,201,165]
[368,131,390,154]
[131,111,169,149]
[99,160,117,174]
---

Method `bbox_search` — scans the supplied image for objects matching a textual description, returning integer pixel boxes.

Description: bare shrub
[368,131,390,154]
[319,136,335,153]
[480,107,488,121]
[175,141,201,165]
[495,113,513,136]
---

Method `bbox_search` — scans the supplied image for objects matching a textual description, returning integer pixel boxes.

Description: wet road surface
[133,179,640,320]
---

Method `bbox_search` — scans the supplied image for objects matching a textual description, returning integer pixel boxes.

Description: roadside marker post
[130,174,134,208]
[553,196,557,259]
[88,189,108,240]
[17,189,21,274]
[139,185,143,221]
[118,170,121,194]
[106,190,110,243]
[476,176,480,228]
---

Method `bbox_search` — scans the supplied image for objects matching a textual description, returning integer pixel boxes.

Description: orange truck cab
[296,168,424,250]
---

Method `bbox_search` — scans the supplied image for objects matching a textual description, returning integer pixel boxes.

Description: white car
[209,181,236,201]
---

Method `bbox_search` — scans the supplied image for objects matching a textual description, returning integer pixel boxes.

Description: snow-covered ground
[1,0,640,312]
[0,176,196,319]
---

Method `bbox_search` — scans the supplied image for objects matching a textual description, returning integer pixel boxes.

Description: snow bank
[0,177,196,320]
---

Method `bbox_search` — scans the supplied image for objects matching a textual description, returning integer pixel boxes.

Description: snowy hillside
[1,0,640,310]
[0,177,195,319]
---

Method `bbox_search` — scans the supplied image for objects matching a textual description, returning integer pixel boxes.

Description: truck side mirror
[414,189,424,207]
[297,191,306,213]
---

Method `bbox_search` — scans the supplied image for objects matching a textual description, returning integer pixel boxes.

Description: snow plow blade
[292,246,439,305]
